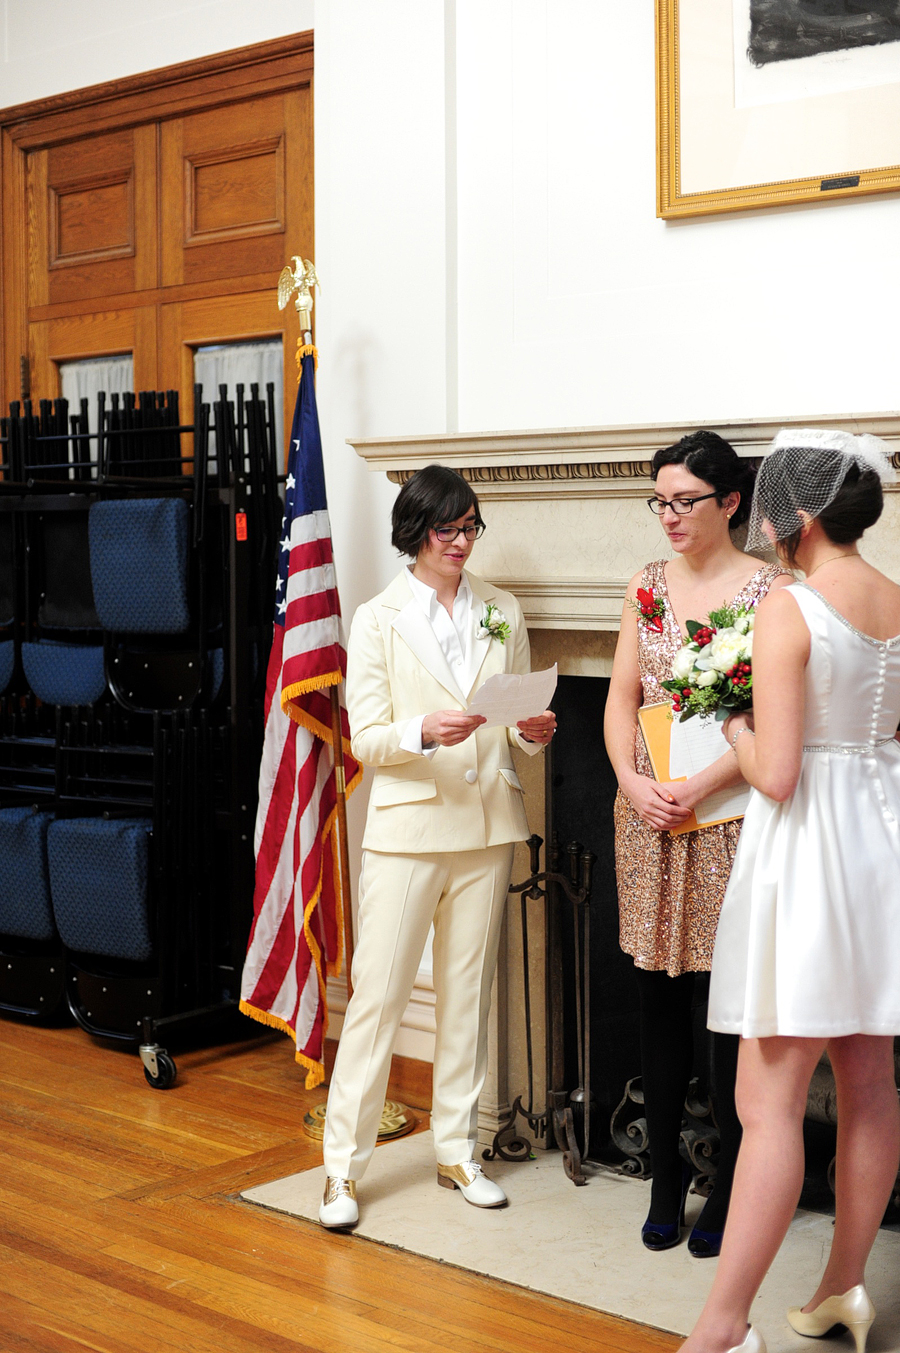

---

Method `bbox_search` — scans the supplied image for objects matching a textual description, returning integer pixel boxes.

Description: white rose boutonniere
[478,602,511,644]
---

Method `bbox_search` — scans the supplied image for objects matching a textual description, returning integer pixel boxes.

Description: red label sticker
[235,511,248,541]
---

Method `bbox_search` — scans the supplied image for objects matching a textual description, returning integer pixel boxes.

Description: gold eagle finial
[277,256,320,331]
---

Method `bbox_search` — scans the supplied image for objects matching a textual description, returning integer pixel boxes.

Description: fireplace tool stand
[483,832,595,1185]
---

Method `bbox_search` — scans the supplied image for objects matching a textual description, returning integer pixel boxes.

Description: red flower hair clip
[630,586,666,633]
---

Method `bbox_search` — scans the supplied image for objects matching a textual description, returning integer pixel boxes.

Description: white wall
[453,1,900,433]
[313,4,451,1048]
[318,0,900,466]
[314,0,449,621]
[0,0,313,106]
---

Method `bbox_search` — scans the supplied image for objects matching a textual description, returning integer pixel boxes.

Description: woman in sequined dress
[604,430,790,1256]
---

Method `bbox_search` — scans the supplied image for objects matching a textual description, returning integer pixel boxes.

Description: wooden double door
[0,34,313,447]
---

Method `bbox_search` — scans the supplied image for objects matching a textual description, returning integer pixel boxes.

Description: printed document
[669,715,751,825]
[467,665,558,729]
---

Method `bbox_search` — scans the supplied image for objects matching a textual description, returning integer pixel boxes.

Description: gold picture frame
[657,0,900,219]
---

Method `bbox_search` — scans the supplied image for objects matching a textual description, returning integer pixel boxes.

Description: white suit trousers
[322,842,516,1180]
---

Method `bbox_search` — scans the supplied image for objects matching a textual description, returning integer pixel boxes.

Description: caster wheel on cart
[142,1049,177,1090]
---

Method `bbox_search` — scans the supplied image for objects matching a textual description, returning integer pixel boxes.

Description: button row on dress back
[870,651,888,746]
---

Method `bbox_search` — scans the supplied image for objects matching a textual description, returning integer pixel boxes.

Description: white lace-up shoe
[436,1159,507,1207]
[319,1176,359,1228]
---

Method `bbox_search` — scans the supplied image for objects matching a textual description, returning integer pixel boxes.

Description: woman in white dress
[681,429,900,1353]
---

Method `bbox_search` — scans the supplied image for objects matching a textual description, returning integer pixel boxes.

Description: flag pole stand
[302,685,416,1145]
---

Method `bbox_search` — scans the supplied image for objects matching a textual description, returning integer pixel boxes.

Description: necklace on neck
[805,553,859,581]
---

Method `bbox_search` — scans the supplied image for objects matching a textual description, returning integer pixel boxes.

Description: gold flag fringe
[281,670,358,768]
[240,706,361,1091]
[296,342,318,380]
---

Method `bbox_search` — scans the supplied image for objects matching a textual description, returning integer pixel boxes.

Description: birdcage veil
[745,428,897,553]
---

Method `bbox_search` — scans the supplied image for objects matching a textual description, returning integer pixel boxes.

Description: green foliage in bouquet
[661,603,755,723]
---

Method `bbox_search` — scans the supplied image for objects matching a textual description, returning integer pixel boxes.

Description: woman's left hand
[518,711,557,744]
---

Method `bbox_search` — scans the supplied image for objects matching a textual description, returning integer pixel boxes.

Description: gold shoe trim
[323,1176,357,1205]
[437,1162,477,1188]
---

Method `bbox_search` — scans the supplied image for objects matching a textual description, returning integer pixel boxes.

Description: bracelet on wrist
[731,726,753,752]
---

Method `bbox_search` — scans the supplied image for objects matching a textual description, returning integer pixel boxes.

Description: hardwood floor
[0,1016,679,1353]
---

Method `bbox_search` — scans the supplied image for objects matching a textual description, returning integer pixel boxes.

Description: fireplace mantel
[350,412,900,632]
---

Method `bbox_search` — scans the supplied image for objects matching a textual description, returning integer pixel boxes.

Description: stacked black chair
[0,384,280,1084]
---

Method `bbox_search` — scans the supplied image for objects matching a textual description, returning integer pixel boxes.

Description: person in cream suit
[320,464,556,1228]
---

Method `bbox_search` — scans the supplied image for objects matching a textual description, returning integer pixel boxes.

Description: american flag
[240,348,360,1088]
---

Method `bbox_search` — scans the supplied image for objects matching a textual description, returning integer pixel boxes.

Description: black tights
[635,966,742,1232]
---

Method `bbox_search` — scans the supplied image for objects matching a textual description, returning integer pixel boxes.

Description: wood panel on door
[27,126,158,309]
[160,87,312,290]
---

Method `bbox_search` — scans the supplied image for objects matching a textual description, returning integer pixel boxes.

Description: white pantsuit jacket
[346,568,537,853]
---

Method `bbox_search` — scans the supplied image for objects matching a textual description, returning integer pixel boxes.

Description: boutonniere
[478,602,511,644]
[629,586,666,633]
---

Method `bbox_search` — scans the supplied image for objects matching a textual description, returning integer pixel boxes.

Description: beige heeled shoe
[787,1285,875,1353]
[726,1327,766,1353]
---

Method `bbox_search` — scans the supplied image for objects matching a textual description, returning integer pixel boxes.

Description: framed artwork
[657,0,900,218]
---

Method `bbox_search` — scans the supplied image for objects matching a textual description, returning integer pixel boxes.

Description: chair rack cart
[0,384,282,1087]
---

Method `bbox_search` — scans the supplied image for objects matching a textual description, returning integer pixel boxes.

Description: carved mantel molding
[350,412,900,631]
[350,411,900,476]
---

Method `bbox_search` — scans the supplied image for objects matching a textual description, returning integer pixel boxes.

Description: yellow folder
[637,701,745,836]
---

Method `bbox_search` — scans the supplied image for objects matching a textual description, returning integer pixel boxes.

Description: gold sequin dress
[615,558,786,976]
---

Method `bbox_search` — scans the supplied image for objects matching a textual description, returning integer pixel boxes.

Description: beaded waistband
[803,735,896,755]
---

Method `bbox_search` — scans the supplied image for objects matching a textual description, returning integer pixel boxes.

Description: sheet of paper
[467,664,558,729]
[668,712,731,779]
[694,782,751,826]
[669,713,751,824]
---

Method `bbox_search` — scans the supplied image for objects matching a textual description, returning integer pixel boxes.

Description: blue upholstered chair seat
[22,640,105,707]
[0,807,56,942]
[89,498,190,634]
[48,817,153,962]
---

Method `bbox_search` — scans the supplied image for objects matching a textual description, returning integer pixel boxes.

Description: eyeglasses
[647,492,719,516]
[433,523,485,542]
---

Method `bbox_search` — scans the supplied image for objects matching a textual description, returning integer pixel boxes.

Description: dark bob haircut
[391,464,484,558]
[768,457,884,567]
[651,429,755,531]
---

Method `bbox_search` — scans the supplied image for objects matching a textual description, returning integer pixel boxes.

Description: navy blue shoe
[641,1163,692,1252]
[687,1225,723,1258]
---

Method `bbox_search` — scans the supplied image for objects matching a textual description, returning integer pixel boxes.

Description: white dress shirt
[399,568,481,758]
[397,567,541,759]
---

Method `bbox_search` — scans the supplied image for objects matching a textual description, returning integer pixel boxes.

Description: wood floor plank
[0,1018,678,1353]
[0,1238,318,1353]
[100,1235,460,1353]
[0,1293,121,1353]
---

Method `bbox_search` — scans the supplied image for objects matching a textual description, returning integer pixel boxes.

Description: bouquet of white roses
[660,604,755,723]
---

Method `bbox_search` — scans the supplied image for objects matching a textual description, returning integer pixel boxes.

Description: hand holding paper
[467,664,558,729]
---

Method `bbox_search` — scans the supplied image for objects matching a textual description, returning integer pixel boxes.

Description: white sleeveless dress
[708,583,900,1038]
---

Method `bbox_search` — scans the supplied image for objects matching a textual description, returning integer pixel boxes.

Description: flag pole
[295,286,353,997]
[281,268,416,1144]
[329,682,355,999]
